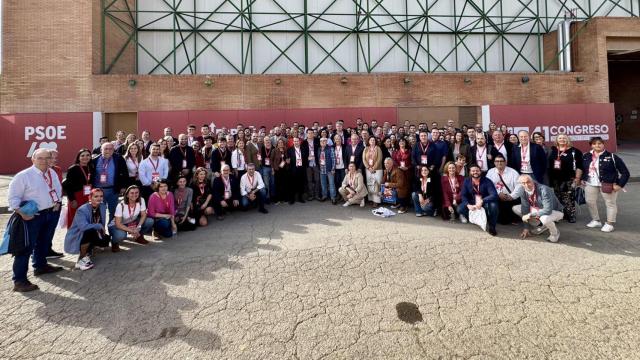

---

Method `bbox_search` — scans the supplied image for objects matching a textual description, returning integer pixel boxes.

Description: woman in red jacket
[441,161,465,221]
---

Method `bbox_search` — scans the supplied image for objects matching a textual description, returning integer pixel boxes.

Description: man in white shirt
[486,154,520,225]
[240,164,268,214]
[7,149,65,292]
[139,143,169,201]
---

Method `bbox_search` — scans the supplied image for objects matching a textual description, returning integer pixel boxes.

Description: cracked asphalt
[1,184,640,359]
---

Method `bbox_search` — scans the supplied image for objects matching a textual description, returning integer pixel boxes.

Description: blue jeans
[153,218,173,238]
[12,208,58,283]
[101,187,119,222]
[334,169,345,191]
[260,166,275,201]
[241,188,267,209]
[108,217,154,244]
[457,201,499,229]
[319,172,337,200]
[411,192,435,216]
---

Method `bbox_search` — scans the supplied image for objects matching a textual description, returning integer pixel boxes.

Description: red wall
[490,103,616,152]
[0,113,94,174]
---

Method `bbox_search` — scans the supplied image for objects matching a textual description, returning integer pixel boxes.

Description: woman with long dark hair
[63,148,95,225]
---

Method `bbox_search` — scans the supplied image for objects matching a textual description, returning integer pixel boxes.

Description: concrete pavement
[1,183,639,359]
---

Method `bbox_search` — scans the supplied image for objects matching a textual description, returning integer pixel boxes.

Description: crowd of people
[5,119,631,292]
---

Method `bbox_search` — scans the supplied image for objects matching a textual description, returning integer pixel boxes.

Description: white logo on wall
[25,126,67,157]
[507,124,609,142]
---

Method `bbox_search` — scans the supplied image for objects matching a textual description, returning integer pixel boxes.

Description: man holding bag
[458,164,499,236]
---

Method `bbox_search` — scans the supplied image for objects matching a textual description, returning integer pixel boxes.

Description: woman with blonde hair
[549,134,583,223]
[190,167,214,226]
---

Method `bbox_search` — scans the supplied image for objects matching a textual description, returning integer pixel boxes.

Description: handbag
[575,186,586,205]
[380,185,398,204]
[600,182,614,194]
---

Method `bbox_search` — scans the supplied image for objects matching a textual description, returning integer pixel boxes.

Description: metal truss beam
[102,0,640,75]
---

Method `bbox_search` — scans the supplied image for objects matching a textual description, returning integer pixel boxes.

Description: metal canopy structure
[102,0,640,75]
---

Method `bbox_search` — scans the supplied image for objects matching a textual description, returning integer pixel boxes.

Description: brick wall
[1,1,639,115]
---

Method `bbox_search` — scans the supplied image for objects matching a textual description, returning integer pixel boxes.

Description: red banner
[488,103,616,152]
[0,113,94,174]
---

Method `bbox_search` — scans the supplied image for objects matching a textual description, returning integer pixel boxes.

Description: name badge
[257,154,262,161]
[554,160,561,170]
[475,195,482,204]
[521,160,530,172]
[220,161,226,168]
[50,190,60,203]
[152,172,160,182]
[477,160,484,169]
[308,155,314,161]
[100,174,107,184]
[421,155,428,165]
[368,159,374,166]
[400,161,405,168]
[350,155,355,162]
[83,185,91,195]
[265,159,270,166]
[320,159,326,166]
[182,159,187,169]
[224,191,231,200]
[279,160,285,168]
[296,158,302,167]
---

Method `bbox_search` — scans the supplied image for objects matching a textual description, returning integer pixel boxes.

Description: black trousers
[289,167,306,202]
[498,199,521,225]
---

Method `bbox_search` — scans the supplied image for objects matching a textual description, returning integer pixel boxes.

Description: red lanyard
[222,176,231,192]
[295,147,301,159]
[80,166,91,185]
[176,189,184,206]
[421,178,428,193]
[472,180,481,195]
[219,148,227,158]
[590,152,599,173]
[476,146,486,160]
[127,202,137,217]
[557,147,568,160]
[368,146,376,159]
[348,173,355,187]
[247,174,255,188]
[420,142,430,154]
[198,183,206,196]
[495,143,504,152]
[521,144,528,160]
[180,147,187,159]
[448,176,458,194]
[102,158,110,173]
[159,194,170,211]
[265,148,271,159]
[150,157,159,171]
[527,188,538,207]
[42,169,53,191]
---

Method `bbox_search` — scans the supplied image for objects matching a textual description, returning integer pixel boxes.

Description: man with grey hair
[7,148,65,292]
[509,174,564,243]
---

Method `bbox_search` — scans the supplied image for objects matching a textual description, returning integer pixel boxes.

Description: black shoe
[289,200,295,205]
[488,227,497,236]
[259,208,269,214]
[34,265,64,276]
[307,196,314,201]
[298,198,306,203]
[46,249,64,258]
[13,280,39,292]
[319,197,327,202]
[331,199,337,205]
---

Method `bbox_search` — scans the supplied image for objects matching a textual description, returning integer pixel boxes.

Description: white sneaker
[531,225,549,235]
[547,233,560,243]
[75,256,94,271]
[360,199,365,207]
[342,202,350,207]
[586,220,602,228]
[601,223,615,233]
[415,213,423,217]
[460,215,468,224]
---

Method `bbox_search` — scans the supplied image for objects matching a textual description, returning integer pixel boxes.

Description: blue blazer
[64,203,107,254]
[581,150,630,187]
[508,143,547,183]
[412,141,441,171]
[460,177,498,207]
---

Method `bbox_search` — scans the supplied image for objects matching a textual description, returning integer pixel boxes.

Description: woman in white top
[107,185,154,249]
[231,139,247,179]
[124,143,143,187]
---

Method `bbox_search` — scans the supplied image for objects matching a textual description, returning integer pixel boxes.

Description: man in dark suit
[412,131,440,174]
[469,133,495,174]
[508,130,547,184]
[490,130,512,164]
[287,137,308,204]
[211,137,232,176]
[168,134,196,186]
[211,164,240,220]
[333,120,350,145]
[303,129,321,200]
[345,133,364,169]
[458,164,499,236]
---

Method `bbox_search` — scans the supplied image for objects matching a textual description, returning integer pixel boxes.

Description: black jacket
[581,150,630,187]
[287,146,309,172]
[211,148,232,173]
[90,154,129,192]
[345,142,365,169]
[212,175,241,203]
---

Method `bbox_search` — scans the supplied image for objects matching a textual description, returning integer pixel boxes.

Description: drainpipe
[563,20,573,72]
[557,21,565,71]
